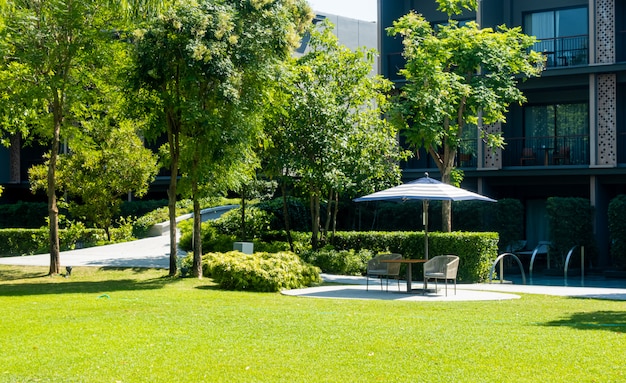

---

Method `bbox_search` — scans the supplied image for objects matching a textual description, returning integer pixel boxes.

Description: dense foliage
[387,0,543,230]
[546,197,595,268]
[608,194,626,269]
[199,251,321,292]
[299,248,374,276]
[330,231,499,282]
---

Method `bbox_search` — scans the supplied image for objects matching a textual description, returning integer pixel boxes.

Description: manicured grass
[0,266,625,382]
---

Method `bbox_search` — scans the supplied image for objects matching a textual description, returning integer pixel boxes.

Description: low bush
[202,251,321,292]
[0,227,107,256]
[179,220,237,253]
[299,248,373,276]
[329,231,499,282]
[0,201,48,228]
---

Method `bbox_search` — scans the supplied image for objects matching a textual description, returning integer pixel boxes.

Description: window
[524,7,588,67]
[523,104,589,165]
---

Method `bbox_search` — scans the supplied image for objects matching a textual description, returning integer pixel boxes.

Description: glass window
[524,7,588,67]
[524,103,589,165]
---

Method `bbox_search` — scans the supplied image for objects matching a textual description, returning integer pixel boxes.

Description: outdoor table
[381,259,426,293]
[540,147,554,165]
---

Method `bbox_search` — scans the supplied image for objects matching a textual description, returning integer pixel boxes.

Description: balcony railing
[533,35,588,68]
[501,136,589,167]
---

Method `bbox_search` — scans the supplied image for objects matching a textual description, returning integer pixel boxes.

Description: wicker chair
[366,253,402,291]
[423,255,460,296]
[519,147,536,166]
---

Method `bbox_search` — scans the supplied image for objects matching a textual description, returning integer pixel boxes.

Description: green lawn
[0,266,624,382]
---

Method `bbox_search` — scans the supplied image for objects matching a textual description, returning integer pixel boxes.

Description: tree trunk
[310,189,320,250]
[331,191,339,241]
[192,187,202,279]
[440,149,455,233]
[323,189,333,242]
[280,181,294,252]
[47,97,62,275]
[240,185,247,241]
[167,117,180,276]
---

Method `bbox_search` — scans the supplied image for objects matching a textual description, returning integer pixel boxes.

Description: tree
[265,21,407,249]
[0,0,137,275]
[130,0,312,277]
[387,0,543,231]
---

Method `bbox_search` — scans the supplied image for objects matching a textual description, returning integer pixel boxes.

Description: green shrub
[257,197,311,231]
[299,248,373,275]
[0,201,48,228]
[179,220,237,253]
[0,227,106,256]
[329,231,499,282]
[608,195,626,269]
[212,206,272,240]
[546,197,595,268]
[202,251,322,292]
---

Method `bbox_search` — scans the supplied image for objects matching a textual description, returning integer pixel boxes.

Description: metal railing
[501,135,589,167]
[533,35,588,68]
[488,253,527,285]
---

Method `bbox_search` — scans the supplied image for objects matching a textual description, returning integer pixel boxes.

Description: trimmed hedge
[329,231,499,283]
[202,251,322,292]
[299,248,374,276]
[608,195,626,269]
[546,197,595,267]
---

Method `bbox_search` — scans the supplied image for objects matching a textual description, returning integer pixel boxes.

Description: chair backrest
[367,253,402,275]
[424,255,460,278]
[381,253,402,276]
[522,147,534,157]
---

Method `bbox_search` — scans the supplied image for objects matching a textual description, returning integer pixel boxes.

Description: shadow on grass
[0,266,179,296]
[543,311,626,333]
[0,268,48,281]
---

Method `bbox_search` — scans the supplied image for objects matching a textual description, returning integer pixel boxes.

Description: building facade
[379,0,626,267]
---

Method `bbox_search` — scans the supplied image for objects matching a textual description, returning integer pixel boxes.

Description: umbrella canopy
[353,175,496,203]
[354,174,497,259]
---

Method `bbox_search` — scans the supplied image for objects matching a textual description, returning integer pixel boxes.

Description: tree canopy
[265,21,407,249]
[387,0,544,231]
[130,0,312,276]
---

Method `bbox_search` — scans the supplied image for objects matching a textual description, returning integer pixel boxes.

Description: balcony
[502,136,589,167]
[534,35,588,68]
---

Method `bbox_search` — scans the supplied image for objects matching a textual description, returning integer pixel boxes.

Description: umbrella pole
[423,200,429,260]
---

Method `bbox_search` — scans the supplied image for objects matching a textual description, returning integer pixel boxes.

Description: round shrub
[203,251,322,292]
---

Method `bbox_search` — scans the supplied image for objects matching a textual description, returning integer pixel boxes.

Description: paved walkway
[281,273,626,302]
[1,230,626,302]
[0,233,179,269]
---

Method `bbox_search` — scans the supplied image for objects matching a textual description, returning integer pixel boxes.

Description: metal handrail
[529,242,551,282]
[488,253,526,285]
[564,245,585,286]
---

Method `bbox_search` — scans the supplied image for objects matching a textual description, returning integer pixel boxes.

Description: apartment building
[379,0,626,267]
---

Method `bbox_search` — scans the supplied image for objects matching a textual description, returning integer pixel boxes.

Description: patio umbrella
[354,173,497,259]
